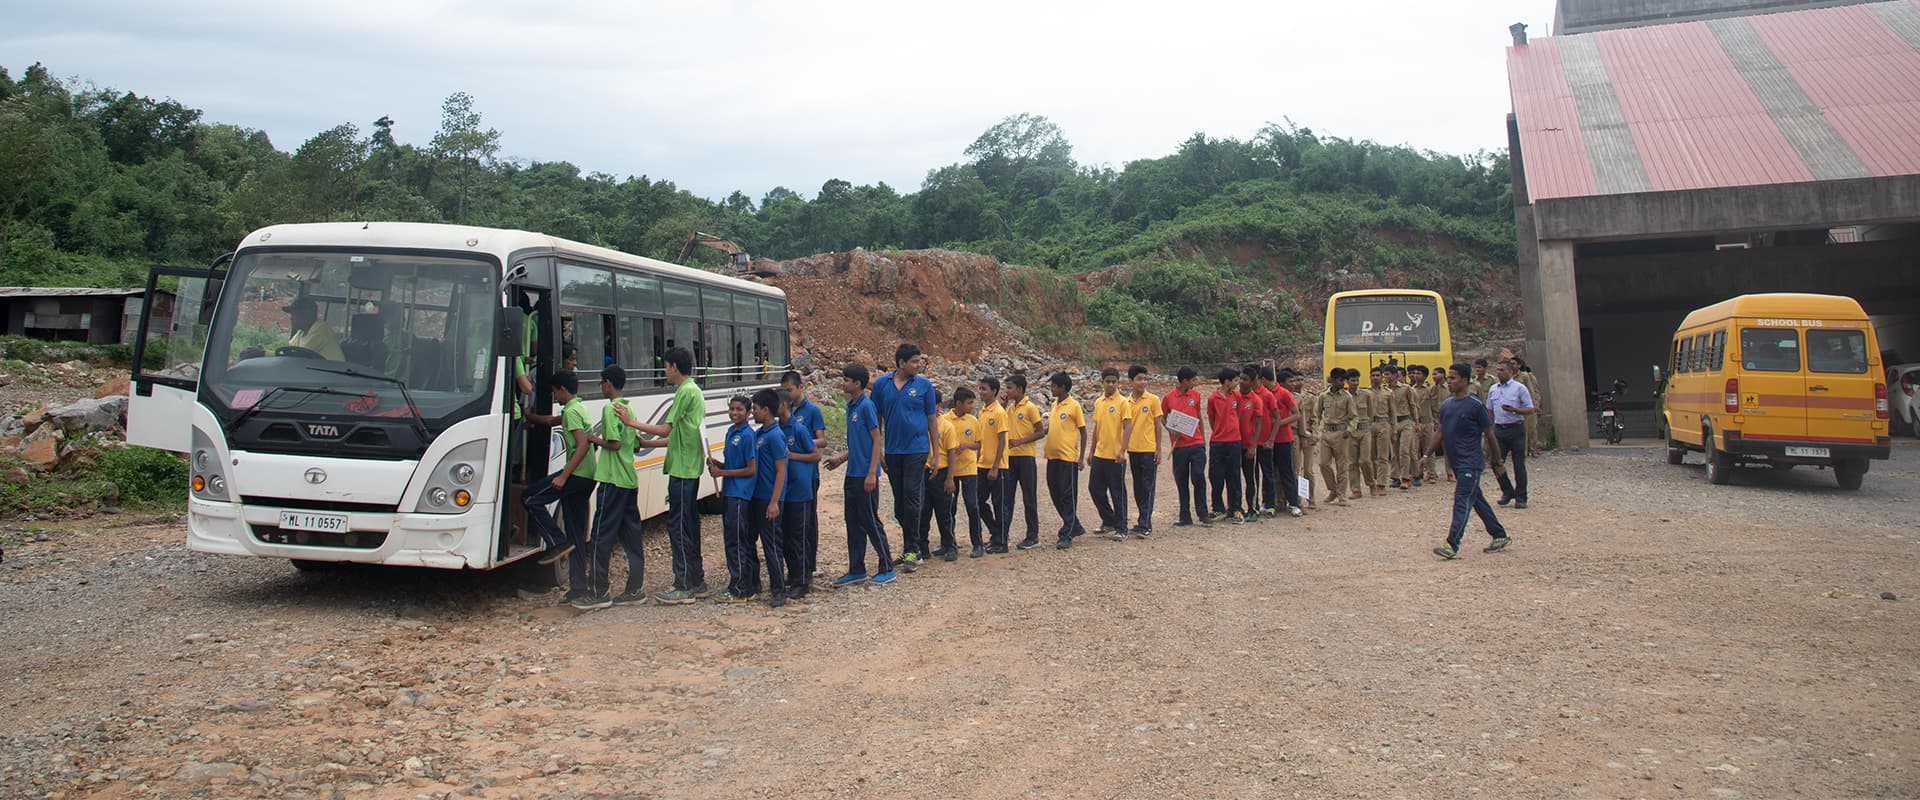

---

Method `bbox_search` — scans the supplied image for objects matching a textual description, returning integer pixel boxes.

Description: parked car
[1890,363,1920,437]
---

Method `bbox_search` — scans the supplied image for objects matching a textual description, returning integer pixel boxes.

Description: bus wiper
[303,366,432,441]
[229,385,360,430]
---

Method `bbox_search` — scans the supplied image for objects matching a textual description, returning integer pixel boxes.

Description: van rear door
[1803,321,1878,445]
[1733,324,1807,442]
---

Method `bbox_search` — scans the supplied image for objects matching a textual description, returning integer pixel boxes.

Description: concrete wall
[1535,175,1920,242]
[1580,308,1688,406]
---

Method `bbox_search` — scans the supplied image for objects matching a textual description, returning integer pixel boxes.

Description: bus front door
[128,265,226,453]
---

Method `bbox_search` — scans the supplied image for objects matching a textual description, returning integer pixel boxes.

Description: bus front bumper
[186,498,498,569]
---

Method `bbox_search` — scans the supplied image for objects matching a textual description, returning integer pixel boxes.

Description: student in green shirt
[520,370,594,603]
[574,366,645,611]
[614,346,710,605]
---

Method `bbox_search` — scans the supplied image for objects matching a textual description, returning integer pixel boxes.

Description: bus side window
[1710,330,1726,371]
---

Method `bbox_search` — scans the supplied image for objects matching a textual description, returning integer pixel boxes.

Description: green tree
[429,92,499,223]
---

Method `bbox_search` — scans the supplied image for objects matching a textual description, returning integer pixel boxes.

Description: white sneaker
[1288,506,1304,517]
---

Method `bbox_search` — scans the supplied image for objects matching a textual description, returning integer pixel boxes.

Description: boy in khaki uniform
[1295,371,1319,510]
[1408,365,1434,486]
[1367,367,1392,496]
[1349,372,1374,499]
[1318,368,1357,506]
[1389,366,1417,490]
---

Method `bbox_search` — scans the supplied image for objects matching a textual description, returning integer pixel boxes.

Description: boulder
[94,374,131,399]
[21,429,60,471]
[45,396,128,434]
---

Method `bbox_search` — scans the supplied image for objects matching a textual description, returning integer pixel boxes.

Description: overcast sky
[4,0,1551,202]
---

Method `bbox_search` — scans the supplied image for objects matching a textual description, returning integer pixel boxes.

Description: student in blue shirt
[748,388,790,607]
[777,388,819,601]
[824,364,897,586]
[781,371,827,584]
[870,343,940,569]
[707,395,759,604]
[1420,363,1512,560]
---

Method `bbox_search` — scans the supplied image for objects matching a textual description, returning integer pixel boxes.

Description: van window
[1806,330,1867,374]
[1740,328,1800,372]
[1710,330,1726,371]
[1676,338,1691,374]
[1670,339,1684,375]
[1692,333,1710,371]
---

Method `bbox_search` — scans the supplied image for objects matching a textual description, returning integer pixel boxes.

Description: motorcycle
[1593,378,1627,444]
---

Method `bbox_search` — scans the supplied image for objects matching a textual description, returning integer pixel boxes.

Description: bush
[97,446,189,504]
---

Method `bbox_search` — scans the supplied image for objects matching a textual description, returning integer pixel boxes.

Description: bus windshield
[1333,295,1442,351]
[201,249,500,434]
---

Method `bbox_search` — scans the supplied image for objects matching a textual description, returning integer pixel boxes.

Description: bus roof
[1678,293,1867,329]
[239,222,784,299]
[1329,289,1444,300]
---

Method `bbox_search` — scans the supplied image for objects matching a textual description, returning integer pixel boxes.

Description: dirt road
[3,443,1917,799]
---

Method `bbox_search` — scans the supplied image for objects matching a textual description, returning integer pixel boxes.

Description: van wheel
[1834,459,1866,491]
[1704,434,1732,485]
[1665,433,1686,465]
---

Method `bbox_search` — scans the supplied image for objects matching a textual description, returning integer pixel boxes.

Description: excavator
[677,232,779,277]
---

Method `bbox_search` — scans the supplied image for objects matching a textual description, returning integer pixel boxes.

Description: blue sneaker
[869,570,898,585]
[831,572,870,588]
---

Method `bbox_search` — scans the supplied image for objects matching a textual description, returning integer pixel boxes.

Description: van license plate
[1784,446,1829,458]
[279,511,348,533]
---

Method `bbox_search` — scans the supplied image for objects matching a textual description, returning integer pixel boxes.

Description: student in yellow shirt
[1086,367,1136,538]
[1003,374,1046,550]
[1123,364,1165,537]
[917,388,957,565]
[944,387,987,558]
[975,376,1012,555]
[1043,372,1087,549]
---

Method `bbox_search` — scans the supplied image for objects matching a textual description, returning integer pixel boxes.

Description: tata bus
[1322,289,1453,377]
[127,222,788,576]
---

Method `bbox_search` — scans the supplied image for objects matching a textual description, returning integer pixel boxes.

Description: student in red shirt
[1236,366,1266,524]
[1161,366,1209,527]
[1206,367,1246,524]
[1271,368,1304,517]
[1252,366,1280,518]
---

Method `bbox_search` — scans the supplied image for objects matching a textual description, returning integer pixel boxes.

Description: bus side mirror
[498,314,524,357]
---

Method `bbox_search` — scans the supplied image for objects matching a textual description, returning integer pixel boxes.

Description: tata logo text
[305,423,342,438]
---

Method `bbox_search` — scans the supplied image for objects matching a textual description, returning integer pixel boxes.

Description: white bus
[127,222,788,578]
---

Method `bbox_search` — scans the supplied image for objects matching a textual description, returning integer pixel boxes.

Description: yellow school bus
[1322,289,1453,377]
[1661,293,1890,489]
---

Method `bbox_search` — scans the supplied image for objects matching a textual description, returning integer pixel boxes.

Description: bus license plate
[1784,446,1829,458]
[279,511,349,533]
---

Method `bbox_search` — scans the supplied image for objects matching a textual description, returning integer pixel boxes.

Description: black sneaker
[536,543,573,565]
[691,583,714,599]
[969,545,985,558]
[1056,538,1072,550]
[612,589,648,605]
[768,592,787,608]
[1497,495,1514,507]
[1173,520,1194,528]
[1484,537,1512,553]
[571,593,612,611]
[1136,527,1151,538]
[941,548,958,562]
[1514,500,1528,510]
[1016,537,1040,551]
[985,544,1009,554]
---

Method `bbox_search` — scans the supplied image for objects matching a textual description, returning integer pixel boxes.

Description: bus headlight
[191,428,229,501]
[416,440,486,514]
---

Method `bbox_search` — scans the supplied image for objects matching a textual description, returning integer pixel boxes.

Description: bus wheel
[1704,434,1732,485]
[1834,459,1867,491]
[1665,433,1685,465]
[515,551,566,589]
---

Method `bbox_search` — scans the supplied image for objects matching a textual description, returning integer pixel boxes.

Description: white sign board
[1165,410,1200,438]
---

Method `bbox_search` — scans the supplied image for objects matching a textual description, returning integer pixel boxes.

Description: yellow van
[1661,293,1891,489]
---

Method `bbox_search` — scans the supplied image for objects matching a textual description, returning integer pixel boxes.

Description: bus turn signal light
[454,489,471,507]
[192,475,205,493]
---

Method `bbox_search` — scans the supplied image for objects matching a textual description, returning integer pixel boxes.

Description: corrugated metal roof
[0,287,147,298]
[1509,0,1920,200]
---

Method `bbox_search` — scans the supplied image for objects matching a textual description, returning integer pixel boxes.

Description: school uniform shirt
[782,417,817,502]
[1043,395,1086,461]
[1125,392,1163,454]
[1251,386,1277,445]
[1440,395,1494,472]
[946,411,982,477]
[1369,386,1392,421]
[1006,397,1041,458]
[844,393,880,479]
[1090,392,1134,461]
[979,401,1011,470]
[1271,385,1298,444]
[1318,388,1356,429]
[1234,389,1260,445]
[593,397,640,489]
[792,397,826,449]
[1353,388,1376,423]
[560,397,596,478]
[1161,387,1205,449]
[871,372,938,455]
[663,379,707,480]
[721,421,757,500]
[1206,388,1242,443]
[1410,384,1434,424]
[931,412,955,471]
[752,421,789,501]
[1298,390,1320,439]
[1390,384,1416,420]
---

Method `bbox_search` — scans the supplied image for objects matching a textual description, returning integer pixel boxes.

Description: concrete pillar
[1516,205,1546,377]
[1534,239,1589,448]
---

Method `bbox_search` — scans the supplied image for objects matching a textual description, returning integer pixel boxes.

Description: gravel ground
[2,441,1916,799]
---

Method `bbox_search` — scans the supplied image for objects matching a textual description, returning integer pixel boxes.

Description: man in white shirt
[1487,360,1536,508]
